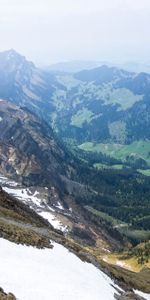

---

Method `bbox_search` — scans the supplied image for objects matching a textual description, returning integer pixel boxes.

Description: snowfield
[3,185,67,231]
[0,174,67,232]
[0,238,119,300]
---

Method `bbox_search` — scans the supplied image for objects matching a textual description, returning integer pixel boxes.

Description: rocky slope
[0,99,75,189]
[0,100,129,250]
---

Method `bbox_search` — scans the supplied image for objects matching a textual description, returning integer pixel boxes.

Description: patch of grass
[76,83,143,110]
[0,220,52,248]
[85,206,150,246]
[119,228,150,244]
[94,163,124,170]
[0,206,34,224]
[57,74,81,90]
[112,164,125,170]
[94,163,110,169]
[138,169,150,176]
[104,87,143,110]
[101,259,150,293]
[85,206,127,227]
[102,250,150,273]
[71,108,94,128]
[52,89,67,110]
[79,140,150,166]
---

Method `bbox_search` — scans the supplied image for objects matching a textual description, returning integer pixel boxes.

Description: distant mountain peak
[0,49,35,70]
[2,49,25,60]
[7,48,20,55]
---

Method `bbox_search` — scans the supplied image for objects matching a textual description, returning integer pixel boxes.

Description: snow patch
[38,211,67,232]
[0,174,67,232]
[2,186,44,208]
[0,238,119,300]
[134,290,150,300]
[55,201,64,210]
[0,174,18,187]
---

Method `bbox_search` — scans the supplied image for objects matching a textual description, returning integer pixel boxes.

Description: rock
[0,288,16,300]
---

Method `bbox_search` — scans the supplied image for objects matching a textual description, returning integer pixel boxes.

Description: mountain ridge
[0,50,150,298]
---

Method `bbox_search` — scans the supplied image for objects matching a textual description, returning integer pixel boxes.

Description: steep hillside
[1,100,150,247]
[0,187,150,299]
[0,99,74,189]
[0,100,129,249]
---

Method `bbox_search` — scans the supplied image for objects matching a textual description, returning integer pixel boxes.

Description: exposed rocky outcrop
[0,288,16,300]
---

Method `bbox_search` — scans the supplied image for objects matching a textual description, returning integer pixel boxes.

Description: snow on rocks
[0,174,68,232]
[2,186,44,208]
[0,174,18,187]
[38,211,68,232]
[55,201,64,210]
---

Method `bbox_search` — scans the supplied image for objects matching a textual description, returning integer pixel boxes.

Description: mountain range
[45,60,150,74]
[0,49,150,170]
[0,49,150,299]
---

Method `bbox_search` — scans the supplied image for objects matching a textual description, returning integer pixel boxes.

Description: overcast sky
[0,0,150,65]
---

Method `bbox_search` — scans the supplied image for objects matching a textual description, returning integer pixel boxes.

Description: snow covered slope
[0,174,67,232]
[0,238,120,300]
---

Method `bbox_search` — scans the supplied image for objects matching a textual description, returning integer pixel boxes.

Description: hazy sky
[0,0,150,65]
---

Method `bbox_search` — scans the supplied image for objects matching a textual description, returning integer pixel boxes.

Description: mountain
[44,60,107,73]
[49,66,150,169]
[0,51,150,228]
[0,49,58,120]
[55,65,150,145]
[46,60,150,75]
[0,99,128,244]
[118,61,150,74]
[0,100,150,245]
[0,50,150,225]
[0,99,75,190]
[0,50,150,298]
[1,50,150,152]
